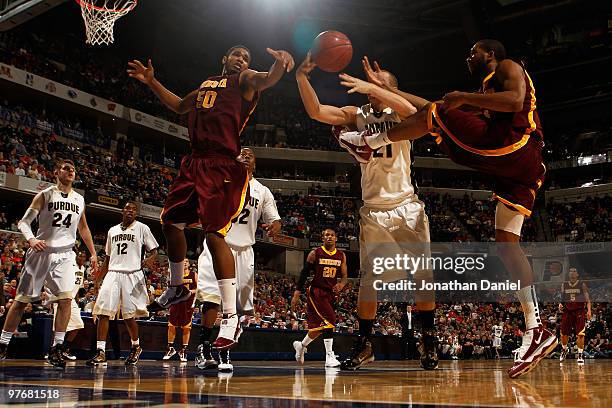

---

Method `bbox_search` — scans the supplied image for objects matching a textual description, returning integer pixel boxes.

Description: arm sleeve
[17,208,39,241]
[262,188,281,224]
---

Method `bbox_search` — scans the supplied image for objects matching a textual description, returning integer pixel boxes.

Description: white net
[77,0,137,45]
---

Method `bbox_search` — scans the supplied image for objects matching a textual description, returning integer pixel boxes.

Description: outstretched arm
[362,56,431,110]
[127,59,197,114]
[241,48,295,93]
[443,59,526,112]
[339,73,416,119]
[295,53,357,125]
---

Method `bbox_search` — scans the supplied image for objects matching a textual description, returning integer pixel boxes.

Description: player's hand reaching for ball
[296,52,317,79]
[267,48,295,73]
[339,73,374,95]
[28,238,46,252]
[362,56,386,88]
[127,59,155,85]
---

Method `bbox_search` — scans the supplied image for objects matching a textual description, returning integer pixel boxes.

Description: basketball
[311,30,353,72]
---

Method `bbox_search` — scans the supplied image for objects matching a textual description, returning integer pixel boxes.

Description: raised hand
[267,48,295,72]
[295,52,317,79]
[127,59,155,85]
[339,73,374,95]
[362,56,385,88]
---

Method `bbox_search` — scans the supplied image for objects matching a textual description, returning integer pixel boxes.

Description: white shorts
[359,199,431,286]
[196,242,254,313]
[52,299,84,332]
[493,337,502,348]
[92,270,149,320]
[495,201,524,236]
[16,247,76,303]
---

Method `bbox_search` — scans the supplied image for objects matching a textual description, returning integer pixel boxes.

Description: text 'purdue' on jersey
[105,221,158,272]
[37,186,85,248]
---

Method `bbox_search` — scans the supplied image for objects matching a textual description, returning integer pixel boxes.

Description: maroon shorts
[429,103,545,217]
[168,296,195,327]
[561,308,586,336]
[306,286,335,331]
[161,153,249,235]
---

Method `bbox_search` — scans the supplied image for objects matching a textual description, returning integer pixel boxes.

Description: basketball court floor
[0,359,609,407]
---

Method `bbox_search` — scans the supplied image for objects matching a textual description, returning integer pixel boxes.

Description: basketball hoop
[75,0,137,45]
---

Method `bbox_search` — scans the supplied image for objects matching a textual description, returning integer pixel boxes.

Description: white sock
[97,340,106,351]
[562,344,568,350]
[53,331,65,346]
[301,334,313,347]
[218,278,237,315]
[578,348,583,354]
[169,261,185,286]
[0,330,13,345]
[516,285,541,330]
[131,338,139,347]
[365,131,391,150]
[324,338,334,354]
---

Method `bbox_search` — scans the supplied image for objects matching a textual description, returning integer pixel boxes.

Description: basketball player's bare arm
[333,252,348,293]
[127,59,196,114]
[142,248,158,270]
[291,250,316,310]
[583,283,592,319]
[77,212,98,273]
[295,53,357,126]
[240,48,294,97]
[362,56,431,111]
[442,60,526,112]
[338,73,417,119]
[18,192,46,252]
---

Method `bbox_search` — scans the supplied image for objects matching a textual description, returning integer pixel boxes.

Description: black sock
[199,326,213,344]
[359,318,374,342]
[167,343,173,349]
[419,310,435,331]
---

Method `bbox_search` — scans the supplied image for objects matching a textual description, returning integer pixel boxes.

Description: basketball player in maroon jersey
[559,267,591,364]
[338,39,555,378]
[164,260,197,362]
[290,229,348,367]
[128,45,294,350]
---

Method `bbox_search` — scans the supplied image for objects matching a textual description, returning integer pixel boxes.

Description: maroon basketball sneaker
[508,325,558,378]
[332,128,374,164]
[212,314,243,351]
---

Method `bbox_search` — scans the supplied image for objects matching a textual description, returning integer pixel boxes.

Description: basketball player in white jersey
[88,202,158,366]
[296,53,437,370]
[46,251,87,360]
[0,159,98,368]
[196,147,281,372]
[492,321,504,359]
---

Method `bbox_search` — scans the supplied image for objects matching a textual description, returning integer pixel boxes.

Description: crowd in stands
[547,196,611,242]
[1,226,610,360]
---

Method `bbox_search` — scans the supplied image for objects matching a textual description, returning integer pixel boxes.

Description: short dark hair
[323,228,336,235]
[226,45,251,60]
[477,39,507,61]
[55,159,75,170]
[380,70,398,88]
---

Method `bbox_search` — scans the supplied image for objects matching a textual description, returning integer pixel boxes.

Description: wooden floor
[0,359,609,407]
